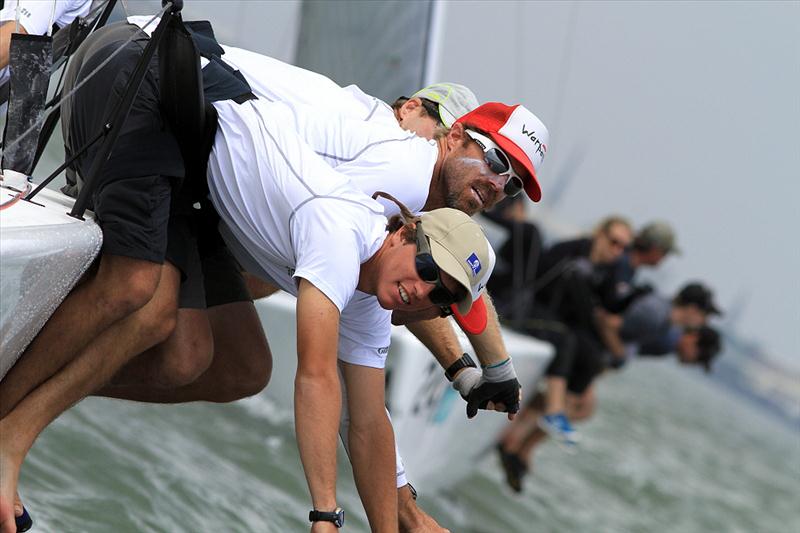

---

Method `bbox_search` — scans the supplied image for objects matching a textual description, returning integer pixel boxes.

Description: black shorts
[64,22,249,308]
[519,305,577,380]
[565,332,606,395]
[62,22,184,266]
[176,200,251,309]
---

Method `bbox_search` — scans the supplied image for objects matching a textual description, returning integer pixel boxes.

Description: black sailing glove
[452,358,521,419]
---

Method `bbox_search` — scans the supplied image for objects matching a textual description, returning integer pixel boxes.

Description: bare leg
[97,271,276,403]
[0,255,161,417]
[0,264,179,533]
[499,390,545,453]
[97,301,271,403]
[104,308,215,390]
[566,385,596,422]
[543,376,567,415]
[517,426,548,462]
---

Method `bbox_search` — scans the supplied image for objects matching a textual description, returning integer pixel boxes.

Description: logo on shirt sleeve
[466,253,481,277]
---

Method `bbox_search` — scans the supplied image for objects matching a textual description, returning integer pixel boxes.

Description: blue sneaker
[538,413,579,451]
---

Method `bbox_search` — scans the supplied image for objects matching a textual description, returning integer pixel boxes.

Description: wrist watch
[309,507,345,528]
[444,353,477,382]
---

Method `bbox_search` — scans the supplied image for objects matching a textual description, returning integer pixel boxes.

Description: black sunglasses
[465,130,524,197]
[414,223,463,308]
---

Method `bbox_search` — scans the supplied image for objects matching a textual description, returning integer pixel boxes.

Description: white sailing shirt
[215,45,438,216]
[219,44,397,127]
[125,16,437,216]
[0,0,92,85]
[208,99,436,367]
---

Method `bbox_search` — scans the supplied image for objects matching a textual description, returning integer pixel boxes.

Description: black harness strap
[26,0,119,176]
[69,2,178,219]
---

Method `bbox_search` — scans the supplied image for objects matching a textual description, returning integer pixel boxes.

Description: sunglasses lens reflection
[504,175,523,197]
[485,150,509,175]
[415,254,439,283]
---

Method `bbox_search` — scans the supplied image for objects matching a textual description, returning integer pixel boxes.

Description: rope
[0,3,170,160]
[0,181,32,210]
[49,1,116,107]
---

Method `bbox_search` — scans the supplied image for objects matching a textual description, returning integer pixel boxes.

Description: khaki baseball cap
[637,221,680,254]
[412,82,480,128]
[420,208,495,316]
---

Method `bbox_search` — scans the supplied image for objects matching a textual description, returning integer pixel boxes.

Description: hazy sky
[437,1,799,368]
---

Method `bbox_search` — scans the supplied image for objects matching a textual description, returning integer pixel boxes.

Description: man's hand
[452,359,521,420]
[398,484,451,533]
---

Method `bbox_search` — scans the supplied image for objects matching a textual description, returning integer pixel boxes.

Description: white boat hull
[0,185,101,380]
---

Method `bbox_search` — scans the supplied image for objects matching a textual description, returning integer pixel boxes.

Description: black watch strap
[445,353,478,382]
[309,507,345,528]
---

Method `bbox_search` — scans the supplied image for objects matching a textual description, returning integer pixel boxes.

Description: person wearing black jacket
[496,215,632,491]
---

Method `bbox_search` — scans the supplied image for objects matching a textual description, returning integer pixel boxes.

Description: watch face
[334,508,344,528]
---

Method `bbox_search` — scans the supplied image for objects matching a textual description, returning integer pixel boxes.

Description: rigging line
[0,3,169,160]
[48,1,115,107]
[26,127,104,200]
[86,0,113,26]
[549,1,580,152]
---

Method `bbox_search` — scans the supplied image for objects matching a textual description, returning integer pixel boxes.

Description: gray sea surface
[19,359,800,533]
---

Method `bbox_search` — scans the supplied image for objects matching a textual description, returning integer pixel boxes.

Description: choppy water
[17,358,799,533]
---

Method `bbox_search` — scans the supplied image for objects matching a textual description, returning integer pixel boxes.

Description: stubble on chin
[445,191,479,216]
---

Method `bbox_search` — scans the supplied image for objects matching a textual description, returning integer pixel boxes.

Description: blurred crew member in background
[597,221,679,313]
[498,281,723,492]
[514,216,634,447]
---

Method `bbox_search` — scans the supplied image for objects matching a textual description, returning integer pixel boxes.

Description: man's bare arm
[462,294,508,366]
[340,362,398,532]
[404,316,463,370]
[295,279,341,517]
[403,294,508,370]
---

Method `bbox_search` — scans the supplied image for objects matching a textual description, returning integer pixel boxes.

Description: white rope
[0,3,171,160]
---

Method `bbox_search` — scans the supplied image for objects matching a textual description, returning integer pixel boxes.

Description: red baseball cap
[456,103,549,202]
